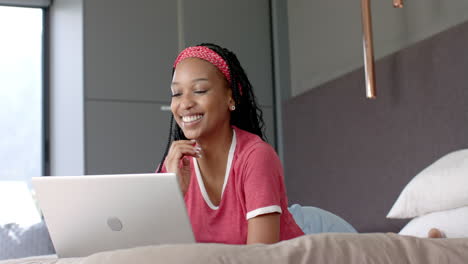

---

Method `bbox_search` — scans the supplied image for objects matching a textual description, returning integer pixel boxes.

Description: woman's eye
[194,90,207,94]
[171,93,181,97]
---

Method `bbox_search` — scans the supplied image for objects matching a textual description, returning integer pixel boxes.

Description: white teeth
[182,115,203,123]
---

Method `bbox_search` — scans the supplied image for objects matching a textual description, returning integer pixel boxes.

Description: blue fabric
[288,204,357,234]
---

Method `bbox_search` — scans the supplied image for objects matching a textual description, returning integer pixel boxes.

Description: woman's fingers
[169,141,200,157]
[165,140,202,172]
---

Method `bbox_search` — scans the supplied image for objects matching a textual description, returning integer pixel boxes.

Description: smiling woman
[156,43,304,245]
[170,57,231,140]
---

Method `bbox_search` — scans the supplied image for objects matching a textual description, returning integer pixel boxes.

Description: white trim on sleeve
[246,205,282,220]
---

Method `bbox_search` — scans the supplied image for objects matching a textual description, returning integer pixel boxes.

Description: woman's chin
[182,130,201,140]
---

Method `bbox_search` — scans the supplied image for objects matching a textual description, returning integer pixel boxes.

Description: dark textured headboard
[283,21,468,233]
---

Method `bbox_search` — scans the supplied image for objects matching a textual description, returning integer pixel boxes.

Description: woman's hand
[165,140,201,195]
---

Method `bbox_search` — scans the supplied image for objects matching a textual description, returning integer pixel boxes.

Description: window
[0,6,44,227]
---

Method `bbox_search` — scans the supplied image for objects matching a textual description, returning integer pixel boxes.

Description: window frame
[42,6,50,176]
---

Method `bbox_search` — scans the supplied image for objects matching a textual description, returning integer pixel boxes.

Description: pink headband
[174,46,231,82]
[173,46,242,95]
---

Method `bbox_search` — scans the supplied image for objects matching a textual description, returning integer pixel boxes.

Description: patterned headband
[173,46,242,95]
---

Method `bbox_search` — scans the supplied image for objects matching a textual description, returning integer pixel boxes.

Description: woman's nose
[180,94,195,109]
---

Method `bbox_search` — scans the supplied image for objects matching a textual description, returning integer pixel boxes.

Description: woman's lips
[181,114,204,128]
[182,114,203,123]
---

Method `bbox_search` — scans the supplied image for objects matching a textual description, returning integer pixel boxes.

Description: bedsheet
[1,233,467,264]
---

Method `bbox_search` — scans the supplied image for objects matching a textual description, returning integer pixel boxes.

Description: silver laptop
[32,173,195,258]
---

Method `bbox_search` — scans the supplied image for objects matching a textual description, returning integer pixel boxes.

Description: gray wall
[50,0,276,175]
[288,0,468,96]
[283,20,468,232]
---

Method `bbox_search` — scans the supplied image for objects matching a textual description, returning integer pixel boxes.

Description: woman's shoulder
[233,126,277,158]
[232,126,283,178]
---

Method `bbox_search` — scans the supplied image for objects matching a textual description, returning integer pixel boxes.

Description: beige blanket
[2,233,468,264]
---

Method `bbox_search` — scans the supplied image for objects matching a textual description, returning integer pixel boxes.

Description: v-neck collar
[193,129,236,210]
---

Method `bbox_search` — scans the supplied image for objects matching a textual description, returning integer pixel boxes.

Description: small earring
[230,105,236,111]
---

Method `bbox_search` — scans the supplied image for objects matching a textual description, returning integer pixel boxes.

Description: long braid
[199,43,266,141]
[156,43,266,171]
[156,115,175,173]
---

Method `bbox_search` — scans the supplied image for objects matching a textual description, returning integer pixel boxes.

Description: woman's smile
[181,114,204,128]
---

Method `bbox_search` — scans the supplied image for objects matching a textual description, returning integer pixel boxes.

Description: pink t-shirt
[161,126,304,244]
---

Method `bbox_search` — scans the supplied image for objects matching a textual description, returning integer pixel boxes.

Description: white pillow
[399,206,468,238]
[387,149,468,219]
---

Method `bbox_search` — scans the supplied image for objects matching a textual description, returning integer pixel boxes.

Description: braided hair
[156,43,265,172]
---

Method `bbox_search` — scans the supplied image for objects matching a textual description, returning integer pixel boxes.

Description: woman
[157,43,304,244]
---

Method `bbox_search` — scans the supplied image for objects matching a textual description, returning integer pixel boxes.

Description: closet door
[83,0,177,174]
[86,101,172,174]
[84,0,178,102]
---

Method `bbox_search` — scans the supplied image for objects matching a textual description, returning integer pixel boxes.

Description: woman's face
[171,57,233,140]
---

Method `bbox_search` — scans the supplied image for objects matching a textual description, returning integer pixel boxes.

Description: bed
[1,233,468,264]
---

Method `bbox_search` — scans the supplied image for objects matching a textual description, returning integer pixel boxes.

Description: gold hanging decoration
[360,0,404,99]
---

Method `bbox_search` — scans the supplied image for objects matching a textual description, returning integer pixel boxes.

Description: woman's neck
[195,124,233,178]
